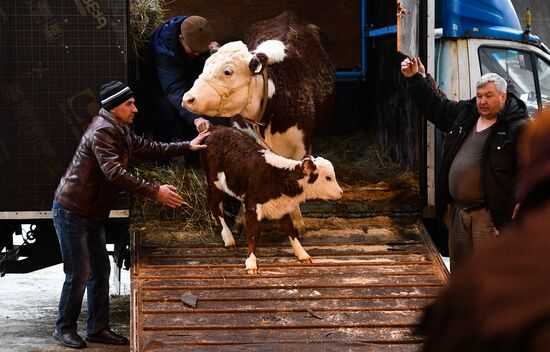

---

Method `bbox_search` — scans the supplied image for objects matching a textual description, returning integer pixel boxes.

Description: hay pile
[313,131,418,190]
[129,0,165,59]
[130,163,216,235]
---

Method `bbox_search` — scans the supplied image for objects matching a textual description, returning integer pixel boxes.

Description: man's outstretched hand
[401,57,419,78]
[189,130,210,151]
[157,185,184,208]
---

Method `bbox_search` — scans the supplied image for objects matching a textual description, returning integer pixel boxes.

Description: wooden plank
[140,286,442,301]
[141,310,421,329]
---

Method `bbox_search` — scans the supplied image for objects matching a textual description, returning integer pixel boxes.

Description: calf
[201,126,342,274]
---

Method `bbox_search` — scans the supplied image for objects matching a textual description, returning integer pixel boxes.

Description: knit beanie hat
[99,80,134,111]
[180,16,212,53]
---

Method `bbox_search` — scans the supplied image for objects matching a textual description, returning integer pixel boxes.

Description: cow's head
[183,40,288,118]
[182,41,271,118]
[302,156,343,200]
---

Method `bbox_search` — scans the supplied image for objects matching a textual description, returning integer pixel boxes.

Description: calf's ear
[302,157,317,175]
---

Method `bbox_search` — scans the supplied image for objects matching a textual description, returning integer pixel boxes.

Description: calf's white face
[305,157,343,200]
[182,41,255,117]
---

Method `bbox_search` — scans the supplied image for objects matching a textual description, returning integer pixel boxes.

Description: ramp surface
[131,217,448,351]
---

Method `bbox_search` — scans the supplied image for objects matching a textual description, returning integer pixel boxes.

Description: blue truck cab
[434,0,550,115]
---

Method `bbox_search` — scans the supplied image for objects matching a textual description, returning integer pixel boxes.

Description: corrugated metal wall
[0,0,128,211]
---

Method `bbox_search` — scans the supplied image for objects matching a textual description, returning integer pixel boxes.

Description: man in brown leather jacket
[51,80,209,349]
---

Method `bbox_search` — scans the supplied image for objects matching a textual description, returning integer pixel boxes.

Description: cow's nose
[182,94,195,107]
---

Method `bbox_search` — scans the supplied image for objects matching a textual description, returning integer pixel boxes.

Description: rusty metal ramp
[130,216,448,352]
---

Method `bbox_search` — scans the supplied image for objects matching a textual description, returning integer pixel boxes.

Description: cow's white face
[307,157,343,200]
[182,41,257,117]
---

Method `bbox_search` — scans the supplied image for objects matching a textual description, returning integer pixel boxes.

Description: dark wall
[163,0,362,71]
[0,0,128,211]
[363,1,423,171]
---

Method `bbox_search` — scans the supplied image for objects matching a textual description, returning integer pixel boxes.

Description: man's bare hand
[194,117,211,133]
[156,185,184,208]
[401,57,419,78]
[209,41,220,54]
[189,130,210,151]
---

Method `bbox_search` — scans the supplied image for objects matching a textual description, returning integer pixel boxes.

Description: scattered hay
[130,163,216,236]
[129,0,166,60]
[313,131,419,190]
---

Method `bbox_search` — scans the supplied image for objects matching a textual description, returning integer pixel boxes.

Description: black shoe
[53,331,86,349]
[86,328,129,345]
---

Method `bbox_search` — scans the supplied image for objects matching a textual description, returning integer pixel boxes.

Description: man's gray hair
[476,73,507,93]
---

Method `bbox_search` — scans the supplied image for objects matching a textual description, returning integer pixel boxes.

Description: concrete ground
[0,259,131,352]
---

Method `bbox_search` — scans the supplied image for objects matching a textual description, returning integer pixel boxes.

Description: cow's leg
[278,214,312,264]
[208,187,236,249]
[290,207,307,237]
[244,209,261,275]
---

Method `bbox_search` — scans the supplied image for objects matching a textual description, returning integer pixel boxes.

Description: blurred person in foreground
[51,80,209,349]
[419,106,550,352]
[401,57,529,272]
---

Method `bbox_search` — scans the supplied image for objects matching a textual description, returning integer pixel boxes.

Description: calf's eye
[325,176,332,181]
[224,68,233,76]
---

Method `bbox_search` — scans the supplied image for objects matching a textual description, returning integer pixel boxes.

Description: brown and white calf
[183,11,336,237]
[201,126,342,274]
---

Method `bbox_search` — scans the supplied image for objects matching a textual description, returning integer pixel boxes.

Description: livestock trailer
[0,0,429,275]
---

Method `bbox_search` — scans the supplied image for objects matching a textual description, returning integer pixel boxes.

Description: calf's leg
[231,204,245,235]
[244,210,261,275]
[290,207,306,237]
[208,187,236,249]
[278,214,312,263]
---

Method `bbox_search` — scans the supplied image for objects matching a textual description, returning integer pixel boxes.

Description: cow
[183,11,336,236]
[201,125,342,274]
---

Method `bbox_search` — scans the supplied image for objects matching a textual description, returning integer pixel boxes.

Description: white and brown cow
[183,11,336,235]
[201,125,342,274]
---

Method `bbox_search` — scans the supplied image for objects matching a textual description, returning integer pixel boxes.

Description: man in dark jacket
[143,15,219,142]
[51,80,209,349]
[401,57,529,272]
[418,106,550,352]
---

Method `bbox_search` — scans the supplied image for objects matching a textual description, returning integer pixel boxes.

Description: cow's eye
[325,176,332,181]
[224,68,233,76]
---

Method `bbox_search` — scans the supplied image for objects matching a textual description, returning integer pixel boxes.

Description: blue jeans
[52,201,110,335]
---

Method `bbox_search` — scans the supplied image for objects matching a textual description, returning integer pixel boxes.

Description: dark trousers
[52,201,110,335]
[449,203,500,273]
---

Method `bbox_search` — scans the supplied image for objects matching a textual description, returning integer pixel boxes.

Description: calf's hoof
[300,257,313,264]
[246,268,258,275]
[225,244,237,251]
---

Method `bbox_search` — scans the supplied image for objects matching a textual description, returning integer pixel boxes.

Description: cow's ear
[249,56,263,74]
[302,156,317,175]
[255,52,269,64]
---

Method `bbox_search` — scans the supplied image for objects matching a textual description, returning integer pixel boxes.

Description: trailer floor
[131,216,448,352]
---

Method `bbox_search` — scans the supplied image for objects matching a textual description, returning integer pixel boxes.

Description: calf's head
[182,41,268,117]
[301,156,343,200]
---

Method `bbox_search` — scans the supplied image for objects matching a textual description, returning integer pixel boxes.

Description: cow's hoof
[300,257,313,264]
[246,268,258,275]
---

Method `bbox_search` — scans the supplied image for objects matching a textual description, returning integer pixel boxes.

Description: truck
[1,0,548,349]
